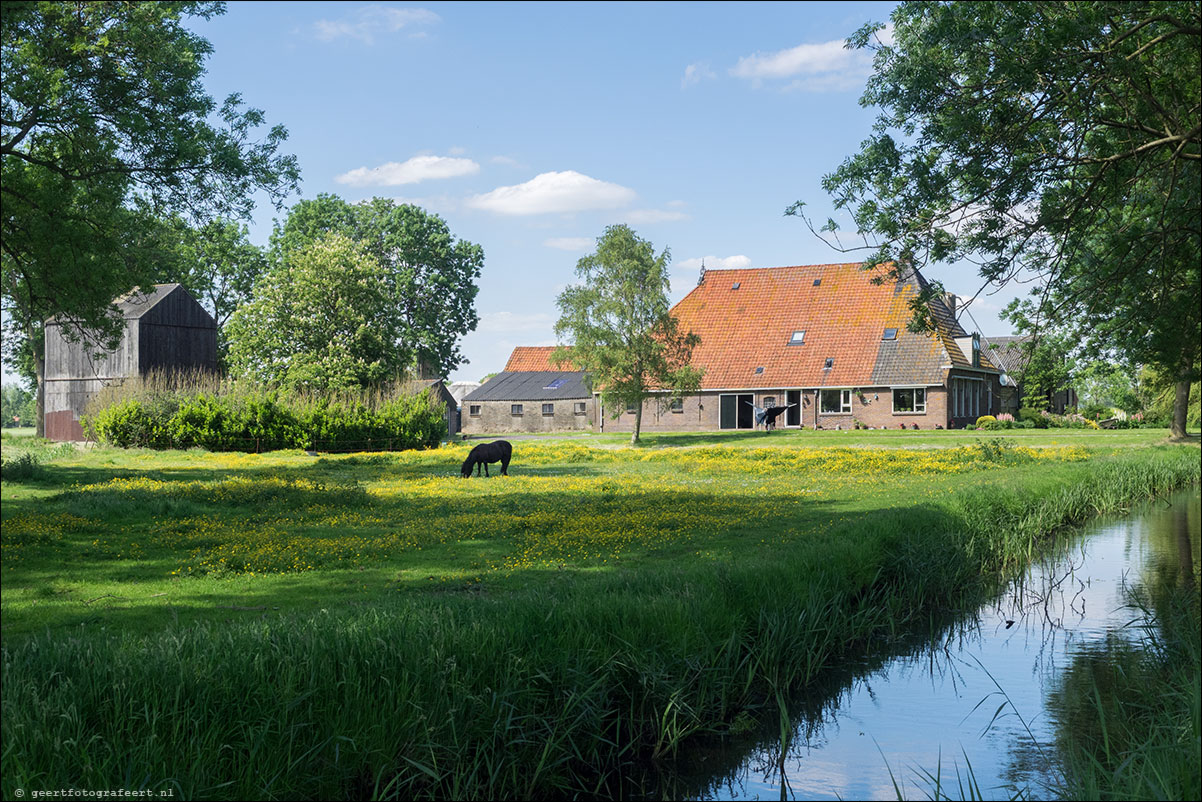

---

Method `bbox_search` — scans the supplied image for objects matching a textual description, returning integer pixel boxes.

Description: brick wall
[461,398,594,435]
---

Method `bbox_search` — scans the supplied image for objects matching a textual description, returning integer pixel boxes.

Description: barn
[43,283,218,441]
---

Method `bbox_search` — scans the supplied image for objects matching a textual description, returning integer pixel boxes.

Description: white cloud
[682,62,716,88]
[314,6,440,44]
[335,155,479,187]
[730,31,888,91]
[623,208,690,224]
[675,254,753,273]
[467,171,637,216]
[543,237,594,251]
[476,311,556,334]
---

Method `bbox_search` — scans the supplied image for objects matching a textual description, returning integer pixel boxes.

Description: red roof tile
[503,346,577,372]
[670,263,994,389]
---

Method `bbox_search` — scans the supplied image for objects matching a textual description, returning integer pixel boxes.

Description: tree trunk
[1169,379,1190,440]
[631,401,642,445]
[28,319,46,439]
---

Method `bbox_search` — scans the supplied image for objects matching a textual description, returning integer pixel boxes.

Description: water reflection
[664,489,1200,801]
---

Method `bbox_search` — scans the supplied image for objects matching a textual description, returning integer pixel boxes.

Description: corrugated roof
[504,346,577,371]
[670,263,997,389]
[462,371,591,402]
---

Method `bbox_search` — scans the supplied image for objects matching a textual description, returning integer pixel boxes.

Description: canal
[662,487,1200,800]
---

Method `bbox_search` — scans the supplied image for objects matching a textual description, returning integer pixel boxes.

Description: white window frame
[892,387,927,415]
[819,388,852,415]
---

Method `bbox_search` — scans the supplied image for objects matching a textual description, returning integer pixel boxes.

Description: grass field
[1,430,1198,799]
[0,430,1176,636]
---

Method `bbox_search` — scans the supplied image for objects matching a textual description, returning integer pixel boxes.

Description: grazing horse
[461,440,512,478]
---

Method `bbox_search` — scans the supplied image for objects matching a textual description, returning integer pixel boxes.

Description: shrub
[83,373,446,453]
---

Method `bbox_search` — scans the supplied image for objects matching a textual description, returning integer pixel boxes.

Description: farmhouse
[43,283,218,441]
[600,262,1002,433]
[460,347,595,434]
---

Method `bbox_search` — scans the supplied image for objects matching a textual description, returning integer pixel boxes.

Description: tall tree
[225,234,403,392]
[159,216,268,362]
[269,195,483,379]
[793,1,1200,438]
[1,1,299,435]
[554,225,702,445]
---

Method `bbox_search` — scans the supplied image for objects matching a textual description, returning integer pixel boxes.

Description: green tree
[1,1,299,435]
[225,234,405,392]
[554,225,702,445]
[158,216,268,363]
[1,382,36,428]
[794,1,1200,438]
[269,195,483,378]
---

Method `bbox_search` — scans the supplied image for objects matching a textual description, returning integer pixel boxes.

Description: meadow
[1,430,1198,799]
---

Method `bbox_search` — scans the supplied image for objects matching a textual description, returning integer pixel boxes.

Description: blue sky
[6,1,1027,386]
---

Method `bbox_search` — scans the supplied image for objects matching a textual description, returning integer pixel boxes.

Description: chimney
[942,292,958,317]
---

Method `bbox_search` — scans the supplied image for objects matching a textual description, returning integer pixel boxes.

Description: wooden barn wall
[138,322,218,374]
[142,287,220,330]
[44,321,139,381]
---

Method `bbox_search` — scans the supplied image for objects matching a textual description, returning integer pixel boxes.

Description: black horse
[461,440,512,478]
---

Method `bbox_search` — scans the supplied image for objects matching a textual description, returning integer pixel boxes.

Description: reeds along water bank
[2,448,1198,800]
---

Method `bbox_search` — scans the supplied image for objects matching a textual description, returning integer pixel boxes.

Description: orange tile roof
[670,263,995,389]
[503,346,577,372]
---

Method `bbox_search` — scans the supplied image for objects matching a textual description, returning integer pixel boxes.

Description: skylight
[754,366,764,374]
[882,328,898,340]
[731,282,741,290]
[824,358,834,369]
[789,330,806,345]
[543,378,568,390]
[813,278,822,286]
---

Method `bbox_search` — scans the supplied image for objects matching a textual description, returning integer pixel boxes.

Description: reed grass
[1,442,1198,800]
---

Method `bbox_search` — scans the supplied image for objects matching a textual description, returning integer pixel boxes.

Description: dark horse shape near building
[461,440,512,478]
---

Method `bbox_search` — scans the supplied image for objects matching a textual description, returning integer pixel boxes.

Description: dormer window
[824,358,834,369]
[789,330,806,345]
[882,328,898,340]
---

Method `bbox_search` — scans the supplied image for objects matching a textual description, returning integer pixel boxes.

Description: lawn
[0,428,1186,637]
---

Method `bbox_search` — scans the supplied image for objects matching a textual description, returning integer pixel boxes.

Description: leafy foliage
[554,225,702,444]
[798,1,1200,436]
[1,0,298,432]
[226,234,405,392]
[83,374,447,452]
[268,195,484,378]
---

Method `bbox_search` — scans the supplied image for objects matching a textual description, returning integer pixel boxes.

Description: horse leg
[484,462,490,477]
[501,456,509,475]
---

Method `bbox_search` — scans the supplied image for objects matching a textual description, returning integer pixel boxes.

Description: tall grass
[2,450,1198,800]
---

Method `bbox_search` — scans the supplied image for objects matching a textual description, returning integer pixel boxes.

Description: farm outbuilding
[43,283,218,441]
[460,348,594,434]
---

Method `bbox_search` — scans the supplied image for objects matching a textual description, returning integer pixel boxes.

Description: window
[892,388,927,414]
[574,402,587,415]
[543,378,567,390]
[820,389,852,414]
[789,330,806,345]
[972,333,981,367]
[754,366,764,374]
[626,404,638,415]
[824,358,834,369]
[511,404,523,416]
[731,281,741,290]
[669,398,684,413]
[469,404,481,417]
[882,328,898,340]
[542,403,554,416]
[813,278,822,286]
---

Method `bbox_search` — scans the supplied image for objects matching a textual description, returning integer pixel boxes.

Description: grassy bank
[2,435,1198,799]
